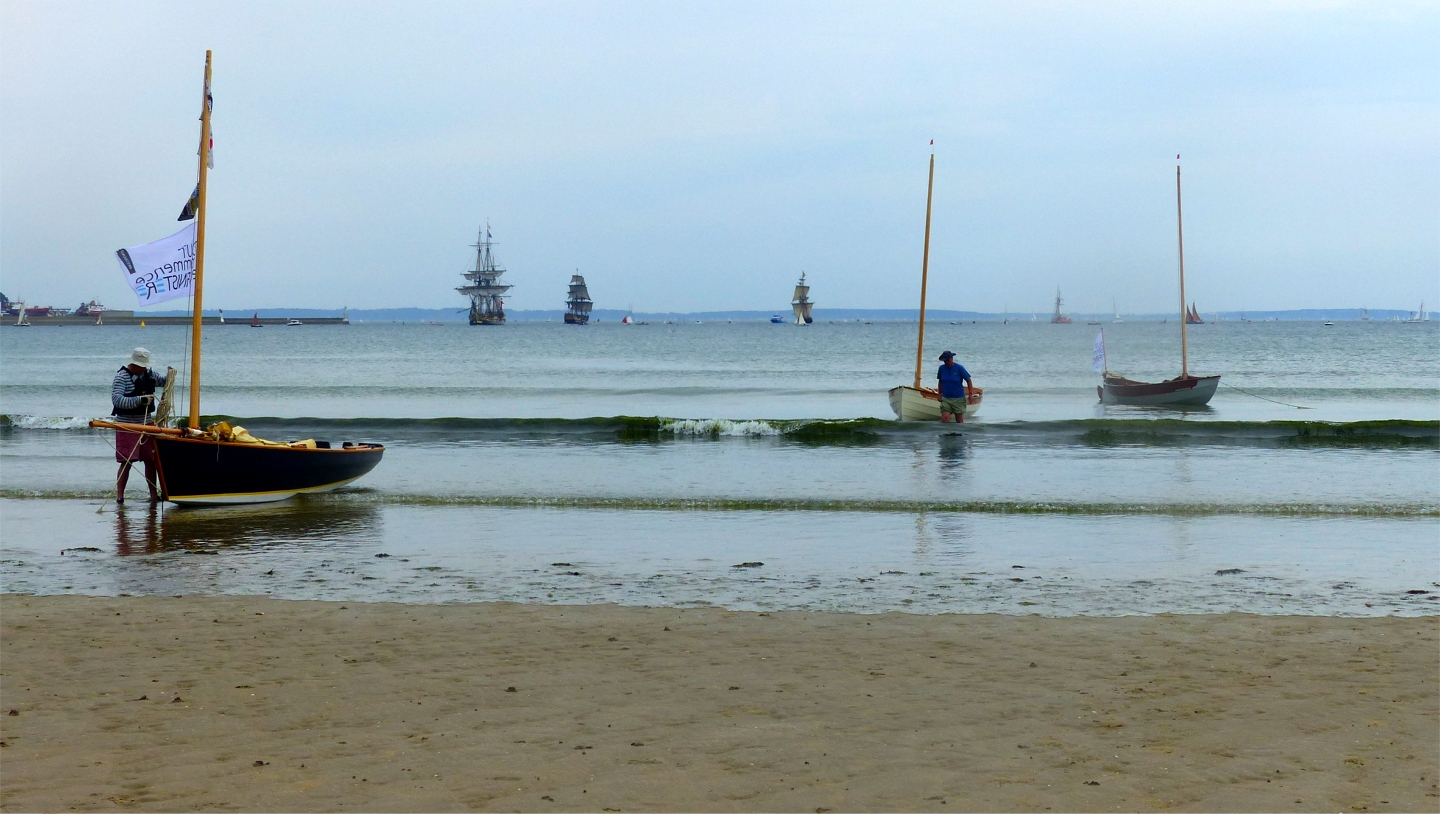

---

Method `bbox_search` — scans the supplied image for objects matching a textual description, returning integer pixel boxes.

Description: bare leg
[116,462,133,504]
[940,412,952,423]
[142,460,160,500]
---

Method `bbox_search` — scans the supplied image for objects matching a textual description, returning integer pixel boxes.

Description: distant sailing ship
[457,225,511,325]
[1406,302,1427,323]
[1185,302,1205,324]
[564,273,592,325]
[791,272,814,325]
[1050,289,1071,323]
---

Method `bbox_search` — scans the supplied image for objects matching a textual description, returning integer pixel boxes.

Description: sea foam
[0,414,97,431]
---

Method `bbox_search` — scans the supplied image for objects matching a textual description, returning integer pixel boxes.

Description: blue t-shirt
[937,362,971,398]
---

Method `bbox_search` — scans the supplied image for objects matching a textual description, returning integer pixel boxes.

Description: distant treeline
[142,307,1425,323]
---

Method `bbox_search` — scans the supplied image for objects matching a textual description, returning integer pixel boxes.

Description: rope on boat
[1220,382,1313,410]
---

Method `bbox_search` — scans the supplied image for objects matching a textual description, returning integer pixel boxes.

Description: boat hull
[1099,374,1219,407]
[563,313,589,325]
[888,385,982,421]
[153,435,385,504]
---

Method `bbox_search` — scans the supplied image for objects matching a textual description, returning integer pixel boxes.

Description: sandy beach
[1,595,1435,812]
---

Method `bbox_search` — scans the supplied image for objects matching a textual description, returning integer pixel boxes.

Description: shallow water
[3,499,1436,616]
[2,320,1436,615]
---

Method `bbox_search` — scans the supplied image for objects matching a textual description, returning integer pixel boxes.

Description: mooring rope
[1220,382,1313,410]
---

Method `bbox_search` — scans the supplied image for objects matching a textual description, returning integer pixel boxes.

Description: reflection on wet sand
[112,499,381,556]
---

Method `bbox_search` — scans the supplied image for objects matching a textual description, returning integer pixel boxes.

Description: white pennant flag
[115,222,197,306]
[1093,331,1107,373]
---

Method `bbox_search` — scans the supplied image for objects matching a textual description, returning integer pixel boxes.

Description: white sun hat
[127,348,153,367]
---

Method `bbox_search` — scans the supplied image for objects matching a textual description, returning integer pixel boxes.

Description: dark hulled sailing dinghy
[93,51,383,504]
[1099,158,1219,407]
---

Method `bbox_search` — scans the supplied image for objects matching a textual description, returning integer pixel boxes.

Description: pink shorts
[115,429,155,464]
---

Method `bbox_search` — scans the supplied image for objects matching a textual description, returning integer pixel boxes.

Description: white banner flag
[115,222,197,307]
[1093,332,1107,373]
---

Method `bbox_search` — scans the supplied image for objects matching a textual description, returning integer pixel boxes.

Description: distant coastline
[132,307,1427,323]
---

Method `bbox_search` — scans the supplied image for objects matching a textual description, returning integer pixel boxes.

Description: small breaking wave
[2,413,1435,448]
[660,418,783,437]
[0,414,97,431]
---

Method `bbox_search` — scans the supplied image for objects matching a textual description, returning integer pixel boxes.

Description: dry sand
[1,594,1435,812]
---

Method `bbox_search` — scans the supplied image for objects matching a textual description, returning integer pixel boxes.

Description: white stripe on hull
[888,386,981,421]
[165,475,366,505]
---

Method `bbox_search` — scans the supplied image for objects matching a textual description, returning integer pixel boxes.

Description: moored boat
[1098,157,1219,407]
[1098,373,1219,407]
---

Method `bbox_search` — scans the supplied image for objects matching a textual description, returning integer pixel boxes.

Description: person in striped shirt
[111,348,170,504]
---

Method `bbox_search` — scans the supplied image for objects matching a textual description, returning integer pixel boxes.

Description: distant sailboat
[1099,158,1220,407]
[564,272,592,325]
[791,272,814,325]
[888,150,983,421]
[1112,297,1122,323]
[1185,302,1204,324]
[1406,302,1427,323]
[458,225,511,325]
[1050,289,1071,324]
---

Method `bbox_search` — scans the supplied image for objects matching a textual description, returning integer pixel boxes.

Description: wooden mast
[187,51,213,431]
[1175,160,1189,378]
[913,153,935,390]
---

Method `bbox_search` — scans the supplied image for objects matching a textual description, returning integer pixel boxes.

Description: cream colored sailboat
[888,151,982,421]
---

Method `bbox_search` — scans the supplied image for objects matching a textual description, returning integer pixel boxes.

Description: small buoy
[139,320,146,327]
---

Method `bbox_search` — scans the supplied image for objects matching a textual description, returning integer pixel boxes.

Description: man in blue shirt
[936,350,973,423]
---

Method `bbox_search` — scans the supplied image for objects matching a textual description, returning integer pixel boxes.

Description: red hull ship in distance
[1050,289,1071,323]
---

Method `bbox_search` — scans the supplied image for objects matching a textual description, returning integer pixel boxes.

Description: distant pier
[3,313,348,327]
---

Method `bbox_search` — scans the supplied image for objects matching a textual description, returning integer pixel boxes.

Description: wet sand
[1,595,1435,812]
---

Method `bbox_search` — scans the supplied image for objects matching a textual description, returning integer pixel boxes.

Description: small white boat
[888,385,982,421]
[285,319,303,326]
[888,150,982,422]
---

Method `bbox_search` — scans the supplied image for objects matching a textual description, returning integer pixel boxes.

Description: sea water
[2,320,1437,615]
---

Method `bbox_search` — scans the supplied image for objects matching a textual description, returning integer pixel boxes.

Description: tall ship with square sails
[564,273,593,324]
[457,224,511,325]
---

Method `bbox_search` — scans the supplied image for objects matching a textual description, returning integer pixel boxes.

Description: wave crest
[660,418,783,437]
[0,414,97,431]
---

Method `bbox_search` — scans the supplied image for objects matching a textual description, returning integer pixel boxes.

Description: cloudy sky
[2,1,1436,314]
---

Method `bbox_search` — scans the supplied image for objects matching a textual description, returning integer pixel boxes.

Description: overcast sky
[2,1,1436,314]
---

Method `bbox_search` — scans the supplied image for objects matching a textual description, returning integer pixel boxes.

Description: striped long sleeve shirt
[111,367,168,417]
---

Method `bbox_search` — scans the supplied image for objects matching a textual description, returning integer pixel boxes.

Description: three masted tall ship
[1050,289,1072,323]
[457,225,512,325]
[564,273,593,324]
[791,272,814,325]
